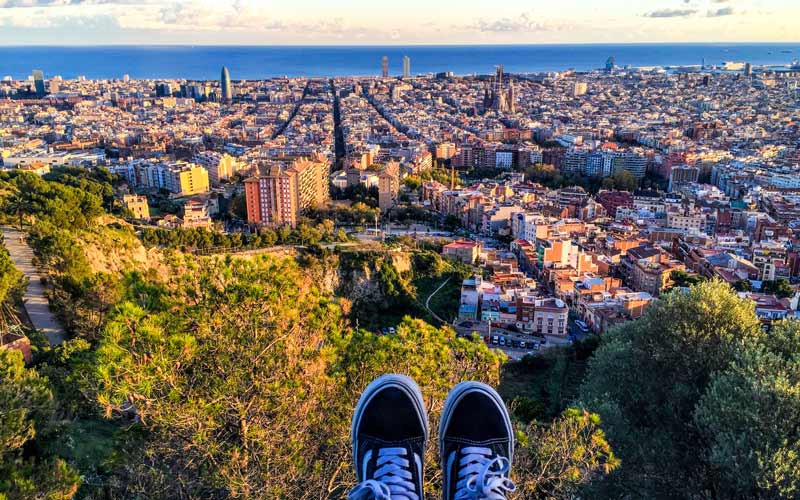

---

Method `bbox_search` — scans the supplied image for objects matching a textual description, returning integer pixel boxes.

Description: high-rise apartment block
[161,162,209,196]
[113,160,210,196]
[193,151,237,184]
[244,156,330,227]
[381,56,389,78]
[402,56,410,79]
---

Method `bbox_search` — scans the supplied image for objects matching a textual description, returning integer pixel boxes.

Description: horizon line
[2,41,800,49]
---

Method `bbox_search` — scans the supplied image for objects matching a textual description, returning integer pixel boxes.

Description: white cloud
[463,12,574,33]
[643,8,698,18]
[0,0,404,39]
[706,6,735,16]
[0,0,792,44]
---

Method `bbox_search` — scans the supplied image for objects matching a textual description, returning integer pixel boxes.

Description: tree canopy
[0,350,81,499]
[761,278,795,299]
[579,280,800,498]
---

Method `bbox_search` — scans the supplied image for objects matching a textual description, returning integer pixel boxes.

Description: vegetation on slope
[0,349,81,499]
[0,171,619,499]
[4,169,797,499]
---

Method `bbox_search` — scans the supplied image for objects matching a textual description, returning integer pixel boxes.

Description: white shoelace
[454,446,516,500]
[349,447,419,500]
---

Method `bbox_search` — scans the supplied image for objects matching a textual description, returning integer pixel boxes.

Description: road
[189,241,368,256]
[424,276,451,324]
[1,226,65,346]
[452,319,572,358]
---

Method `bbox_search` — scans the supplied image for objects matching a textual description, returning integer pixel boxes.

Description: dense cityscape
[3,58,800,343]
[2,51,800,499]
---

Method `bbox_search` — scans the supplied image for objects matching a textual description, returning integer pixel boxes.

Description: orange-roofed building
[442,240,482,265]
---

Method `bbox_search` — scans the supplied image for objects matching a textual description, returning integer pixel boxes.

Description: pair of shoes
[349,374,516,500]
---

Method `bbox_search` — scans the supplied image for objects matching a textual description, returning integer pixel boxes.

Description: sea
[1,43,799,80]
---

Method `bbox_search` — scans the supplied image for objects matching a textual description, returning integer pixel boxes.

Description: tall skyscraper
[402,56,410,78]
[381,56,389,78]
[32,70,45,97]
[221,66,233,101]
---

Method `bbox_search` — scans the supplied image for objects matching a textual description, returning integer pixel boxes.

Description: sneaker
[349,374,428,500]
[439,382,516,500]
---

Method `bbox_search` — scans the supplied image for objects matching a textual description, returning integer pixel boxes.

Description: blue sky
[0,0,797,45]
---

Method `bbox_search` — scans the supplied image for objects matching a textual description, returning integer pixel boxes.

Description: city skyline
[0,0,798,46]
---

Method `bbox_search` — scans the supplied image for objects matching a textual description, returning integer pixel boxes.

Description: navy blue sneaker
[439,382,516,500]
[349,374,428,500]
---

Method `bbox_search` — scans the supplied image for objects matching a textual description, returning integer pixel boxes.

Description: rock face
[389,250,412,274]
[337,252,385,307]
[334,249,414,311]
[79,221,163,275]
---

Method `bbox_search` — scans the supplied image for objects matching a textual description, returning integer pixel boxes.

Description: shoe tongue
[445,438,508,457]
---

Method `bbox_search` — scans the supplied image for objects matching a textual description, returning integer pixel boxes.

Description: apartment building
[115,160,210,196]
[166,162,210,196]
[194,151,237,184]
[122,194,150,220]
[244,156,330,227]
[516,296,568,337]
[378,162,400,212]
[182,198,213,229]
[631,257,685,296]
[666,210,707,234]
[752,242,789,281]
[443,240,482,264]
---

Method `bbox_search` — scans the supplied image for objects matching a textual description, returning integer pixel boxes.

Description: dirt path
[1,226,66,346]
[425,276,451,325]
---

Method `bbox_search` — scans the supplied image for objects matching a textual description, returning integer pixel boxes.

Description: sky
[0,0,797,45]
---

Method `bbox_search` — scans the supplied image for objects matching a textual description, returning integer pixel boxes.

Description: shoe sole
[438,381,514,465]
[351,374,429,475]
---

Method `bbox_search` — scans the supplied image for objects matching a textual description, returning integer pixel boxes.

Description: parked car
[491,335,499,345]
[519,341,527,349]
[498,337,506,347]
[511,340,520,348]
